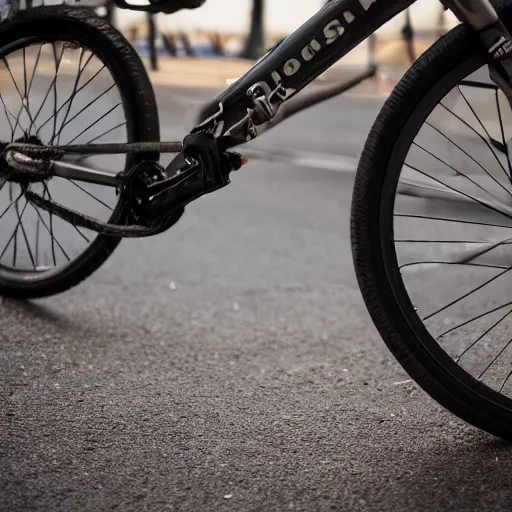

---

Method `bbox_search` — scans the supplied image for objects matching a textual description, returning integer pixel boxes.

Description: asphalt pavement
[3,76,512,512]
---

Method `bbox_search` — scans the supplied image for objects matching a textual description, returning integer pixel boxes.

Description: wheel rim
[0,36,130,282]
[382,54,512,410]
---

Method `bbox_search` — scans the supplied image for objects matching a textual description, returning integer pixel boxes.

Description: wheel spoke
[395,239,494,244]
[457,308,512,364]
[422,265,512,322]
[394,213,512,229]
[22,47,28,101]
[404,163,512,224]
[67,180,113,211]
[454,236,512,265]
[494,90,512,181]
[52,48,87,144]
[439,301,512,339]
[439,101,511,183]
[35,210,40,268]
[460,80,499,90]
[74,225,90,243]
[457,85,500,153]
[412,140,512,200]
[64,101,121,146]
[2,56,36,130]
[0,196,30,262]
[425,121,510,188]
[51,49,94,145]
[31,43,65,130]
[36,63,106,136]
[457,84,512,155]
[26,44,43,97]
[29,201,70,262]
[82,122,126,145]
[478,334,512,381]
[0,93,15,138]
[0,172,14,192]
[51,43,61,144]
[499,368,512,392]
[43,183,57,266]
[0,191,23,223]
[17,199,36,270]
[11,187,19,267]
[26,44,44,134]
[11,102,27,140]
[58,84,117,144]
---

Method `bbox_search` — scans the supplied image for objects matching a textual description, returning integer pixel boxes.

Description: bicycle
[2,0,512,439]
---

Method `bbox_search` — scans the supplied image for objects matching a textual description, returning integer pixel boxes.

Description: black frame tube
[198,0,415,135]
[198,0,511,147]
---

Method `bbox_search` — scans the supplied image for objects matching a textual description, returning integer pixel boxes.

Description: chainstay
[24,190,161,238]
[4,141,183,157]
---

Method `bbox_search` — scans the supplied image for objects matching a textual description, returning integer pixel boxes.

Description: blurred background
[30,0,460,71]
[111,0,458,66]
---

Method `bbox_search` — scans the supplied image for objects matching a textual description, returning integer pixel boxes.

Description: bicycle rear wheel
[352,5,512,439]
[0,7,159,298]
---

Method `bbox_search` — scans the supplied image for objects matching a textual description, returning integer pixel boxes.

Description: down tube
[198,0,416,136]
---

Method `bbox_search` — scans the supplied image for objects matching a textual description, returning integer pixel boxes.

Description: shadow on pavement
[1,298,74,331]
[362,435,512,511]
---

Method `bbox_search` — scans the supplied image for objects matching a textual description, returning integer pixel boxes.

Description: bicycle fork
[445,0,512,104]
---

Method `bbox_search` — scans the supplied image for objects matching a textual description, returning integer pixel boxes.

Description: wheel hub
[0,135,50,185]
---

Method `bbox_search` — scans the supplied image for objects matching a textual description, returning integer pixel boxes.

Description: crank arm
[140,156,200,199]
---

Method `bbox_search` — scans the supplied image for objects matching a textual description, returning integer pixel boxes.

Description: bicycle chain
[24,189,161,238]
[4,141,183,157]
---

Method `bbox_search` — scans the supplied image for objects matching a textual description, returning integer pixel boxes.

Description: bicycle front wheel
[352,5,512,439]
[0,7,159,298]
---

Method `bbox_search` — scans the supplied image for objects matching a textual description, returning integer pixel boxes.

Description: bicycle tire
[351,4,512,439]
[0,7,160,299]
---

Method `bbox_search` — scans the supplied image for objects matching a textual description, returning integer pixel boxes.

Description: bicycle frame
[2,0,512,189]
[195,0,512,149]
